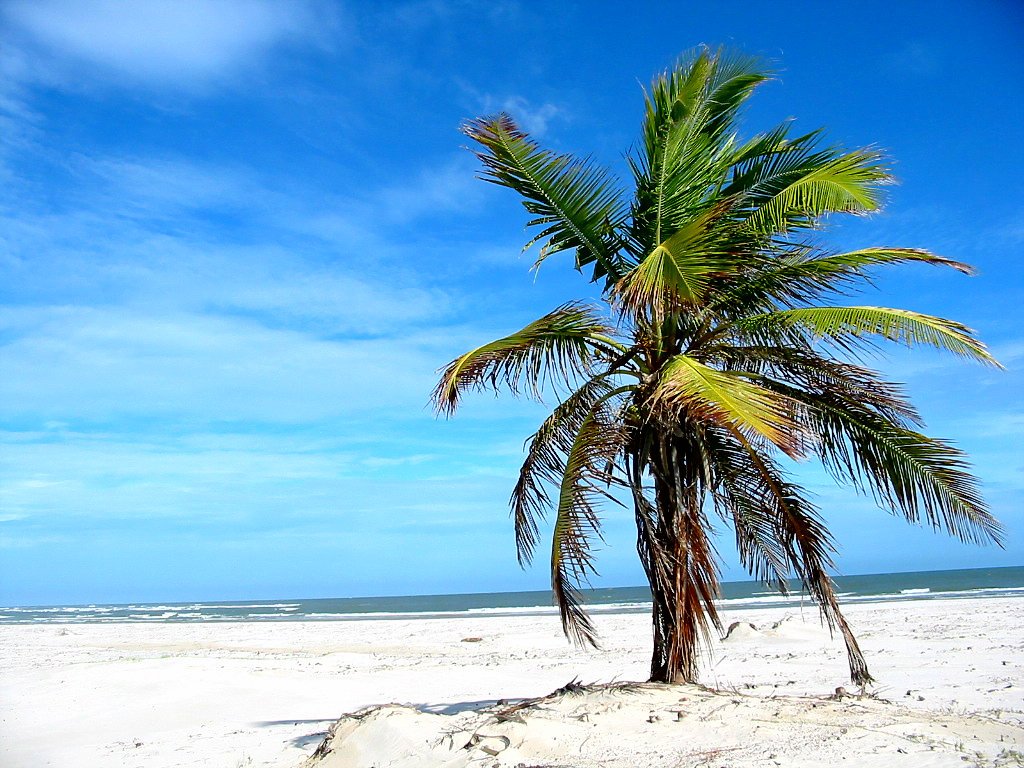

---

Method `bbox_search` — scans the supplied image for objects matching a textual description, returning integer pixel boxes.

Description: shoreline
[2,595,1022,767]
[6,564,1022,622]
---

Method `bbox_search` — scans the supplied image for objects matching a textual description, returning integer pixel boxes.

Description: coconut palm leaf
[805,401,1003,545]
[725,428,872,683]
[738,306,999,365]
[631,118,723,250]
[672,502,724,661]
[463,115,628,285]
[549,409,628,646]
[630,54,748,252]
[700,49,771,136]
[707,344,923,427]
[433,302,618,414]
[727,124,817,177]
[712,247,974,313]
[614,202,736,317]
[636,48,767,179]
[511,377,628,566]
[740,147,890,235]
[650,354,805,456]
[705,430,791,591]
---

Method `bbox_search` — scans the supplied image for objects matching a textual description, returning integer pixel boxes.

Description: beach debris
[494,710,528,725]
[463,733,510,756]
[554,677,585,694]
[721,622,758,641]
[309,740,332,761]
[461,637,484,643]
[489,679,637,723]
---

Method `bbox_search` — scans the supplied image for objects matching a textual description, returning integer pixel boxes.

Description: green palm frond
[464,115,628,285]
[631,111,721,248]
[700,49,771,136]
[707,345,923,427]
[512,377,628,565]
[712,247,974,312]
[550,409,628,647]
[432,302,619,415]
[739,146,890,236]
[650,355,805,456]
[706,430,791,591]
[739,306,999,365]
[728,123,815,172]
[726,429,872,684]
[614,201,735,316]
[807,402,1003,546]
[637,48,768,172]
[630,51,756,253]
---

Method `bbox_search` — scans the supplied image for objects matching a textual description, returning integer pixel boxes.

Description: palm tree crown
[433,48,1001,685]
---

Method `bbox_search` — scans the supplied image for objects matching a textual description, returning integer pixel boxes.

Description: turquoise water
[2,565,1021,625]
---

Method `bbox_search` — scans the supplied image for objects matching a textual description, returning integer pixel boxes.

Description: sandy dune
[304,683,1023,768]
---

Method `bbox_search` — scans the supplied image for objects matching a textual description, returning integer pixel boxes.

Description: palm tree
[432,48,1002,685]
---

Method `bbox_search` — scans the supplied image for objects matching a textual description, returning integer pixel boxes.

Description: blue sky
[1,1,1022,606]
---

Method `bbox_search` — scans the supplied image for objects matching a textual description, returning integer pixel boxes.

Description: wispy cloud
[0,305,448,423]
[0,136,544,532]
[489,96,563,136]
[373,156,484,222]
[78,156,262,216]
[1,0,341,89]
[992,339,1024,366]
[457,80,565,138]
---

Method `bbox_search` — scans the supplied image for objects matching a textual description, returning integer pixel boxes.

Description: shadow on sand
[251,697,529,752]
[251,718,336,750]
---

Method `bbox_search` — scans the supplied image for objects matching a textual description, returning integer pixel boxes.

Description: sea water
[2,565,1021,625]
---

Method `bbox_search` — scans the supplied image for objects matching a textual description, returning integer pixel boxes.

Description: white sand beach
[2,597,1022,767]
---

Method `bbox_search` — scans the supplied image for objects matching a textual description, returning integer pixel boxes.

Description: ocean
[3,565,1021,625]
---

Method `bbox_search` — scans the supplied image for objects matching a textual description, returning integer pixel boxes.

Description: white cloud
[79,156,260,215]
[458,80,565,138]
[0,426,527,541]
[0,46,44,180]
[360,454,437,468]
[374,157,484,222]
[0,145,478,329]
[1,0,339,88]
[992,339,1024,366]
[0,305,445,423]
[0,513,30,523]
[0,209,448,333]
[494,96,562,137]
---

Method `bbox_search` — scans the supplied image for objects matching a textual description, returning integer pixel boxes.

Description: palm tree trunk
[645,438,721,684]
